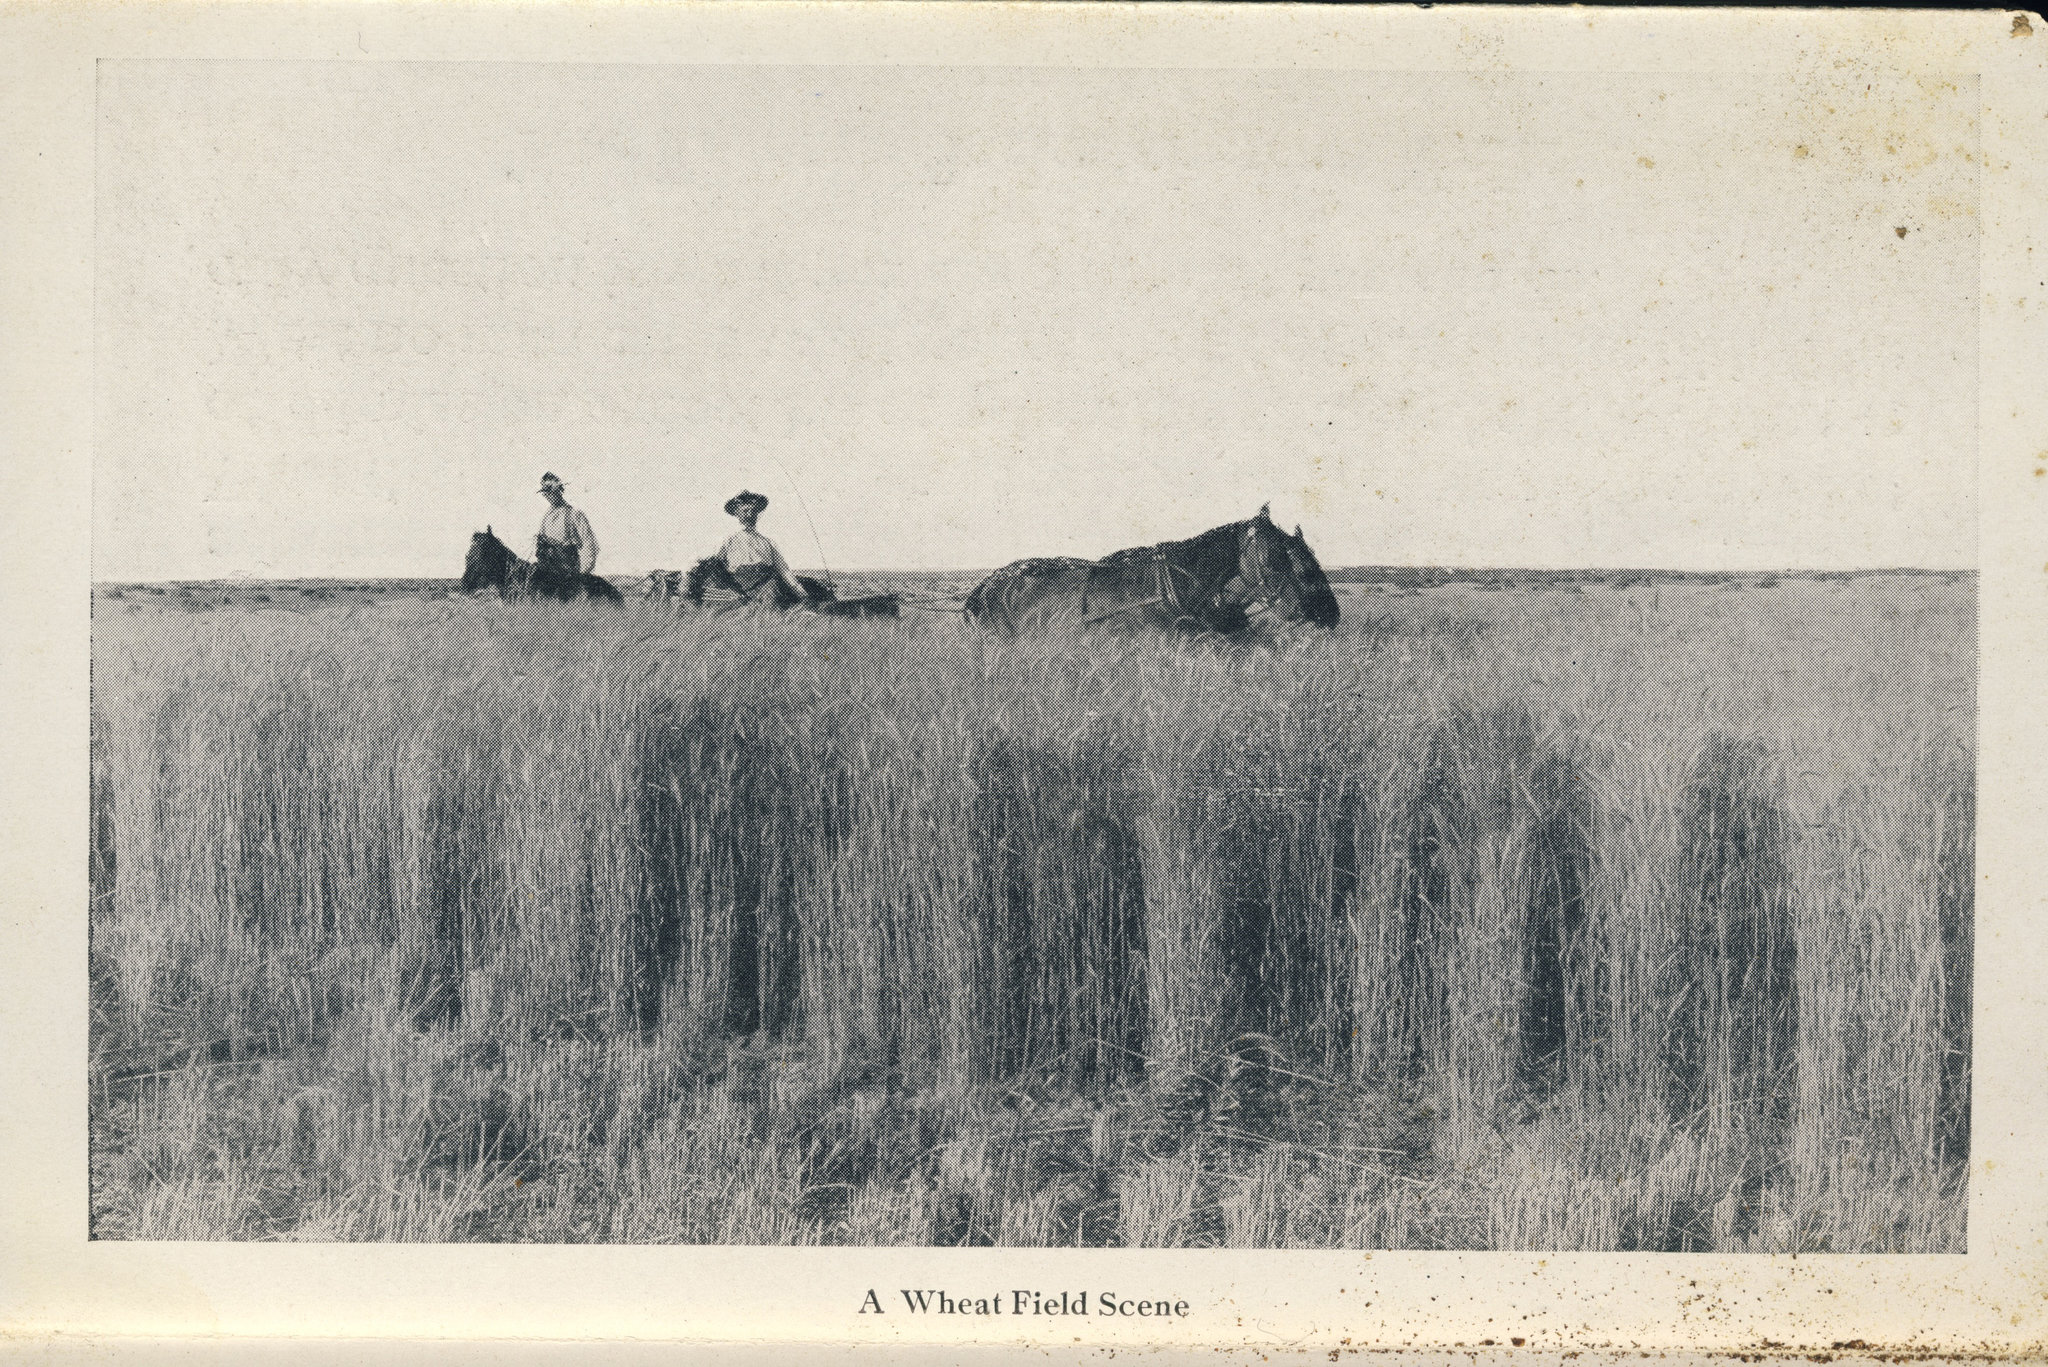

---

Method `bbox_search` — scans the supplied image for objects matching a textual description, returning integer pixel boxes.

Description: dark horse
[461,527,625,605]
[964,506,1339,635]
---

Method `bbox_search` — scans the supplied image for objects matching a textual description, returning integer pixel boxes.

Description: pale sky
[95,62,1978,579]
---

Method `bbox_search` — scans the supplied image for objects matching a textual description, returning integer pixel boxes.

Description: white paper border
[4,3,2044,1357]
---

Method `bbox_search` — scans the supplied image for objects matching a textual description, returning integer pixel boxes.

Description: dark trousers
[535,537,581,579]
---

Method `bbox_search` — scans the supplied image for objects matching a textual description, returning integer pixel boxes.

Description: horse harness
[1079,522,1283,629]
[1081,553,1195,627]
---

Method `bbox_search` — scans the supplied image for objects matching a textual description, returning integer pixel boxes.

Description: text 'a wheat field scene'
[90,63,1976,1251]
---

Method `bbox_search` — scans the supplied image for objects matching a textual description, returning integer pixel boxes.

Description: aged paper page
[3,2,2045,1359]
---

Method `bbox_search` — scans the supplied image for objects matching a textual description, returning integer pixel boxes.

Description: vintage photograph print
[89,61,1975,1252]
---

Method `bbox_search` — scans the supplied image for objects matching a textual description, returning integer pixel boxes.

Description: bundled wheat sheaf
[89,578,1972,1249]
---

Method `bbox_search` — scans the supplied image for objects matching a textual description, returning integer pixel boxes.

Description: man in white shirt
[718,490,807,603]
[536,472,599,581]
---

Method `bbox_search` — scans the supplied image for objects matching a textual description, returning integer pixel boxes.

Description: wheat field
[87,573,1973,1249]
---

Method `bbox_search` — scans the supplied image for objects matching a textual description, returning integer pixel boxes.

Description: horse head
[462,527,516,594]
[1279,522,1340,627]
[1237,514,1339,630]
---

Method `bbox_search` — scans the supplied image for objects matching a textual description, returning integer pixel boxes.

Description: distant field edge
[1322,566,1977,588]
[89,566,1978,593]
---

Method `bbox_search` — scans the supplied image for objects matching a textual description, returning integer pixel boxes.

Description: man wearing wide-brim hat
[717,490,805,603]
[536,472,599,581]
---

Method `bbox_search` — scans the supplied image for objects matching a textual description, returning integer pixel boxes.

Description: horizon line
[92,564,1979,587]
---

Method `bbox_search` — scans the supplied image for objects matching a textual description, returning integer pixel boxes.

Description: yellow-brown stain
[2014,12,2034,36]
[1637,156,1655,169]
[1775,64,1974,214]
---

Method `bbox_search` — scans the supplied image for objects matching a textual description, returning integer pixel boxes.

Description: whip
[717,387,839,590]
[762,452,835,593]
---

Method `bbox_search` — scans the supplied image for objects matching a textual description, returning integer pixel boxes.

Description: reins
[1081,541,1218,627]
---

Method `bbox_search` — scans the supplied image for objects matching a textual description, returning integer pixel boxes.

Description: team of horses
[462,505,1339,635]
[962,505,1338,634]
